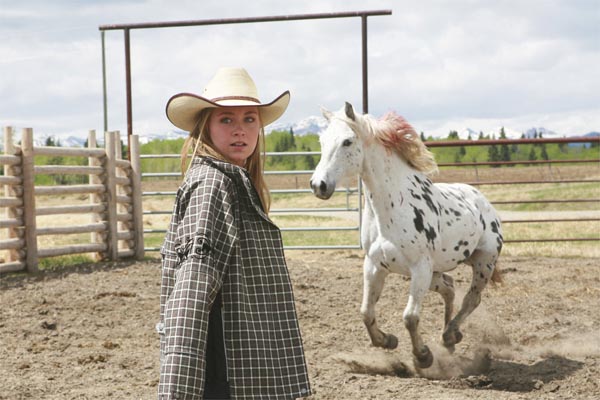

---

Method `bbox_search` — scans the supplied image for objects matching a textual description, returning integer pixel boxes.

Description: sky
[1,0,599,141]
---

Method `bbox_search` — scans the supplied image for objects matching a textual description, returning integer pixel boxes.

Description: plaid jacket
[158,157,311,399]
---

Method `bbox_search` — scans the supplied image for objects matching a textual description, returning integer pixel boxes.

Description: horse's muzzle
[310,178,334,200]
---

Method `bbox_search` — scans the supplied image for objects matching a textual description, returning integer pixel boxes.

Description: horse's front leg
[405,259,434,369]
[360,256,398,349]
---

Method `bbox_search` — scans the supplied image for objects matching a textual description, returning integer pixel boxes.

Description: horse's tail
[491,264,503,285]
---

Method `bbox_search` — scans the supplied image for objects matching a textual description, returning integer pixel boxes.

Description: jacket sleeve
[159,174,238,399]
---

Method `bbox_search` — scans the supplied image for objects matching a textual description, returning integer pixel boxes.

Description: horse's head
[310,102,365,199]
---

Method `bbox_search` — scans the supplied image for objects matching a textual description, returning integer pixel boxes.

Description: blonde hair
[181,108,271,211]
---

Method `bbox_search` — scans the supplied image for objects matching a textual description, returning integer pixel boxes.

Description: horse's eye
[342,139,353,147]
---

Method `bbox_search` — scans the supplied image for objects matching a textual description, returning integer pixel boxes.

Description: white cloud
[1,0,598,139]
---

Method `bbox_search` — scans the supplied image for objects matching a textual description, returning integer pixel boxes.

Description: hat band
[211,95,260,103]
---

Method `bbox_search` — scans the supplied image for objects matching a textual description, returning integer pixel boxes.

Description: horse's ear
[321,106,333,121]
[344,102,356,121]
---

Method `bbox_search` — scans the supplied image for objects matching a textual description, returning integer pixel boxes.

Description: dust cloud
[333,343,494,380]
[333,350,413,377]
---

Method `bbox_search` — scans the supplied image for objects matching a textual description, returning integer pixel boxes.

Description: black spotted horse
[310,102,503,369]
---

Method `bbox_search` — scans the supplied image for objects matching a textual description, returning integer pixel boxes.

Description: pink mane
[369,112,438,176]
[376,112,420,148]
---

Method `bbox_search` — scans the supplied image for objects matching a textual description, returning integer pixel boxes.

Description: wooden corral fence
[2,129,598,271]
[0,127,144,274]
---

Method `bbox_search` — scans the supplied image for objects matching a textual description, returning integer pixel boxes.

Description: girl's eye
[220,117,232,124]
[244,116,256,123]
[342,139,352,147]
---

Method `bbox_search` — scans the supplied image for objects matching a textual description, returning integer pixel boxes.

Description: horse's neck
[361,143,414,195]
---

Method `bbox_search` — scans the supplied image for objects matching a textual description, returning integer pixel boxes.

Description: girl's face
[208,106,261,167]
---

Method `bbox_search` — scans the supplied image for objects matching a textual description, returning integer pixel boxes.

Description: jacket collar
[194,156,273,223]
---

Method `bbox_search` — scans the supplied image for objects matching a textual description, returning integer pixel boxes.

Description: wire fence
[140,136,599,251]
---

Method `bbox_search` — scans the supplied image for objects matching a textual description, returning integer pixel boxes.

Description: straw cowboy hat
[166,67,290,132]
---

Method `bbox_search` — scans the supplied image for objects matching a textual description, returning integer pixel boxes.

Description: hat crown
[165,66,290,131]
[202,67,260,103]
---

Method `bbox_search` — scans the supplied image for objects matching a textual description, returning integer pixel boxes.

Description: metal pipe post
[124,29,132,159]
[101,31,108,133]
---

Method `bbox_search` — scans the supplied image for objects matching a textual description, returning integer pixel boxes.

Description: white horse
[310,103,503,369]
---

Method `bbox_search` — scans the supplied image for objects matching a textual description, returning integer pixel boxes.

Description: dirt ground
[1,251,599,400]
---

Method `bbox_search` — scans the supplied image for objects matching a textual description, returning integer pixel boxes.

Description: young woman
[158,67,311,399]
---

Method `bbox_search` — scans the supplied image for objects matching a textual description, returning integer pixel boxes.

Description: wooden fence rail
[0,127,144,273]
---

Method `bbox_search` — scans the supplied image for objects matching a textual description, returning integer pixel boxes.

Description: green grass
[144,232,165,250]
[483,181,599,211]
[38,254,95,271]
[272,215,359,247]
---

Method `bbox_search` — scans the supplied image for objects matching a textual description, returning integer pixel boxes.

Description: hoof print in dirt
[41,321,57,330]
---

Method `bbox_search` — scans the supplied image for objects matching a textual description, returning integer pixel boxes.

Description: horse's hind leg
[430,272,455,330]
[442,249,498,349]
[360,256,398,349]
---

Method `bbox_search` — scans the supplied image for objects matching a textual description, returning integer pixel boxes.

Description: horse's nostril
[319,181,327,193]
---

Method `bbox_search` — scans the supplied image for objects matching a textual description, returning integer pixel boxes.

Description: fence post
[105,131,118,260]
[114,131,125,255]
[129,135,144,260]
[88,130,103,260]
[3,127,18,264]
[21,128,39,272]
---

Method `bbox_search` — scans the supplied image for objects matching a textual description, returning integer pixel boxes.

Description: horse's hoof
[414,345,434,369]
[383,334,398,350]
[443,327,463,347]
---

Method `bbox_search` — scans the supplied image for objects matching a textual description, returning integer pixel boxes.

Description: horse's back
[432,182,502,265]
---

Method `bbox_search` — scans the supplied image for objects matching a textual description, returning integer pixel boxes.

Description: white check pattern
[158,157,311,399]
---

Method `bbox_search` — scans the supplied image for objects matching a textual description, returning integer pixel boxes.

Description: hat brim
[166,90,290,132]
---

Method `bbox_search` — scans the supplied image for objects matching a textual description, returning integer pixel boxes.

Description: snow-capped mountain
[31,133,88,148]
[1,116,596,149]
[458,128,479,140]
[457,127,524,140]
[266,115,328,135]
[523,127,560,139]
[498,127,525,139]
[137,130,188,144]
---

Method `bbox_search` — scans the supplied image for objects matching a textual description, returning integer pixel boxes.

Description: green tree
[558,142,568,153]
[540,143,549,160]
[453,151,462,163]
[301,144,316,170]
[447,130,459,140]
[289,127,295,148]
[499,127,511,163]
[528,147,537,162]
[488,145,500,167]
[45,136,57,146]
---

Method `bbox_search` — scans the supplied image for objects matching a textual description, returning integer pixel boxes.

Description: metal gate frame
[98,10,392,156]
